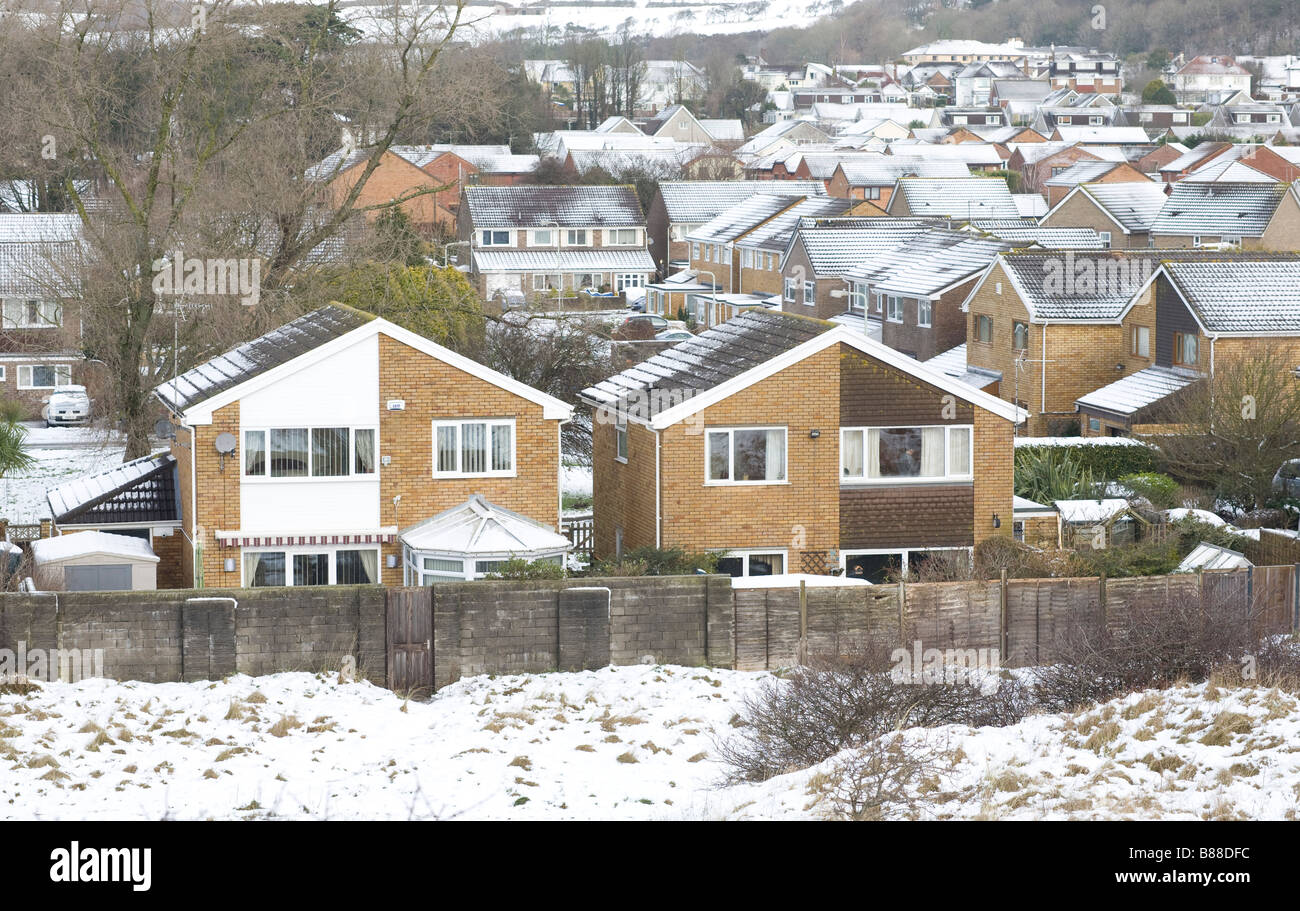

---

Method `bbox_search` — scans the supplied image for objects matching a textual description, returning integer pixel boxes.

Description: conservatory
[401,495,571,584]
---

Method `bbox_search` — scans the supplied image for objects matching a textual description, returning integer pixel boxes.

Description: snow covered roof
[1054,498,1132,523]
[1151,181,1287,237]
[733,197,852,253]
[922,343,1001,390]
[47,452,179,526]
[472,249,655,273]
[1063,182,1170,233]
[1075,366,1200,417]
[841,228,1014,297]
[1013,495,1056,515]
[1177,542,1251,572]
[400,496,569,558]
[0,213,85,297]
[656,180,825,223]
[155,304,375,414]
[793,219,936,274]
[464,185,644,229]
[31,531,159,564]
[1053,126,1152,145]
[1159,258,1300,334]
[686,195,805,245]
[890,177,1021,219]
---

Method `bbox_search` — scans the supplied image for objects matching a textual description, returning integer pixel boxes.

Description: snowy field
[4,666,1299,820]
[341,0,843,40]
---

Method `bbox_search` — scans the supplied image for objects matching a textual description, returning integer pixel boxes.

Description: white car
[42,385,91,427]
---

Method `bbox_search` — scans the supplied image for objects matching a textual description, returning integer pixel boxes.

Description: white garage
[30,531,160,592]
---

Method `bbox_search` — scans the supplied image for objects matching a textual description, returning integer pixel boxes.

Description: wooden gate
[386,588,433,695]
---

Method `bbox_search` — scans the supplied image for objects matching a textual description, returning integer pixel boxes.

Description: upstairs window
[918,298,932,328]
[480,230,510,246]
[706,427,786,484]
[606,229,638,246]
[2,299,61,329]
[974,314,994,344]
[567,229,588,245]
[841,426,972,482]
[433,418,515,477]
[243,427,376,479]
[1174,332,1199,367]
[1012,321,1029,351]
[802,280,815,306]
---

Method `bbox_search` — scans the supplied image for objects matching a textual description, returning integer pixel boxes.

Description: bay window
[433,418,515,477]
[706,427,786,484]
[840,425,973,482]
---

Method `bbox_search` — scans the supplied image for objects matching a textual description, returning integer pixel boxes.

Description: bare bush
[717,637,1032,783]
[1032,587,1261,711]
[811,732,955,821]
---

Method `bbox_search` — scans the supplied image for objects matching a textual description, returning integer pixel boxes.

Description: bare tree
[2,0,478,458]
[1140,346,1300,511]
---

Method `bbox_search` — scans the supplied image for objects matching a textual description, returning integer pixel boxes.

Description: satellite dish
[214,432,237,455]
[153,419,176,440]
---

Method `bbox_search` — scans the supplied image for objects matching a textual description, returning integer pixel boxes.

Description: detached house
[580,309,1024,582]
[459,185,654,303]
[0,214,91,418]
[151,304,572,589]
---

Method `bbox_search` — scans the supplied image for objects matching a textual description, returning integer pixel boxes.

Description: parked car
[1273,459,1300,498]
[655,329,695,342]
[621,313,669,332]
[42,386,91,427]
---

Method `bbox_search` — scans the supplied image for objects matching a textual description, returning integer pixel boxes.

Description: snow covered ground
[4,666,1299,820]
[1,441,125,523]
[342,0,843,40]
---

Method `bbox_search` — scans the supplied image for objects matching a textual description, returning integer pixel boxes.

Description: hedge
[1014,441,1159,481]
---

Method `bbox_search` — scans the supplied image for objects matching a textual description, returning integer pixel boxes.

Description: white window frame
[705,426,788,486]
[839,424,974,485]
[242,545,381,587]
[1132,325,1150,357]
[716,549,789,577]
[692,242,701,261]
[886,295,903,323]
[242,425,378,481]
[615,423,628,463]
[783,277,797,303]
[849,282,867,312]
[432,418,517,478]
[16,363,72,389]
[530,229,554,246]
[566,229,589,246]
[0,366,5,381]
[2,299,61,329]
[917,298,932,328]
[802,280,815,306]
[1098,231,1111,248]
[839,547,973,580]
[606,228,639,246]
[479,229,511,246]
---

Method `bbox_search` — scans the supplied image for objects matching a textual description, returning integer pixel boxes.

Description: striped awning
[214,527,398,548]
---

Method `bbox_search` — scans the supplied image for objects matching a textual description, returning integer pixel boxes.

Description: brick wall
[1040,191,1149,247]
[377,334,562,584]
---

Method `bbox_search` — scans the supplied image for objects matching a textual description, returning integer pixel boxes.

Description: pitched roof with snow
[656,180,826,223]
[1064,182,1170,232]
[1075,366,1201,417]
[835,155,970,184]
[400,495,570,558]
[1160,259,1300,333]
[580,309,834,421]
[464,185,644,229]
[793,219,937,275]
[923,343,1001,390]
[472,249,655,273]
[842,229,1015,296]
[0,214,85,297]
[685,195,805,245]
[1151,181,1287,236]
[155,304,375,414]
[733,197,853,253]
[891,177,1020,219]
[47,452,180,527]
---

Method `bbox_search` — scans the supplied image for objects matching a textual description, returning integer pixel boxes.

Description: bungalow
[151,304,572,589]
[580,309,1024,581]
